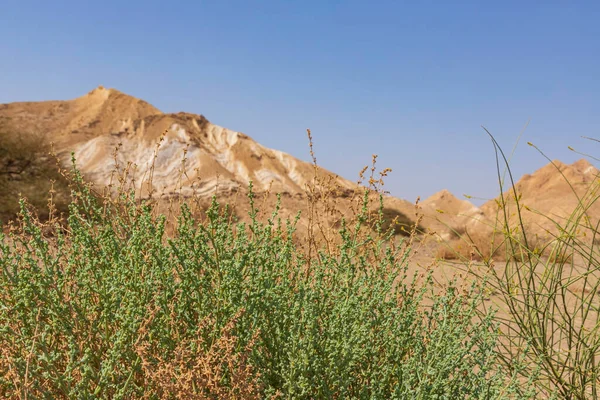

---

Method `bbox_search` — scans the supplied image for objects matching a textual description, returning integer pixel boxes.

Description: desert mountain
[425,159,600,240]
[0,86,160,144]
[437,158,600,261]
[2,87,449,239]
[1,87,358,198]
[422,189,476,216]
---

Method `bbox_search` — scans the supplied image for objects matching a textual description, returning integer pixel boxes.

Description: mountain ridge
[2,87,598,252]
[1,86,358,197]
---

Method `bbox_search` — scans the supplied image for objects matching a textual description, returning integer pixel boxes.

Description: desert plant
[0,157,528,398]
[470,131,600,399]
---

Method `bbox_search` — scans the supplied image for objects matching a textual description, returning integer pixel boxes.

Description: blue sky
[2,1,599,204]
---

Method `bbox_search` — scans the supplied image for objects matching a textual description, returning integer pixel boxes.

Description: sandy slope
[421,189,487,240]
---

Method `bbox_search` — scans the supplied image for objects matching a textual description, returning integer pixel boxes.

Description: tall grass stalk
[469,132,600,399]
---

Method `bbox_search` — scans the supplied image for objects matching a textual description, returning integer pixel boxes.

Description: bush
[0,163,528,398]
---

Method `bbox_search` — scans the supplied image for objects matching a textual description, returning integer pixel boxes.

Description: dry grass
[461,133,600,399]
[436,228,508,262]
[436,222,558,263]
[136,310,263,400]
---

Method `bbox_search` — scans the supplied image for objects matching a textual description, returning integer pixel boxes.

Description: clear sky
[2,1,599,204]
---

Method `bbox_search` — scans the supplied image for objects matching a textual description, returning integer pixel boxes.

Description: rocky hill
[3,87,597,257]
[1,87,358,198]
[0,87,440,239]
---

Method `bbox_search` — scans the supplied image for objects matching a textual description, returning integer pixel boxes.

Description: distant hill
[437,159,600,260]
[1,86,359,197]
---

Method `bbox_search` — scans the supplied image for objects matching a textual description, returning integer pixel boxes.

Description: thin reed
[456,132,600,399]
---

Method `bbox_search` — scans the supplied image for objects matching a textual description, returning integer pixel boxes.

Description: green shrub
[0,164,527,399]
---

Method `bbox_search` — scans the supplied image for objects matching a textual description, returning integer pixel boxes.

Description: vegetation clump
[0,162,524,398]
